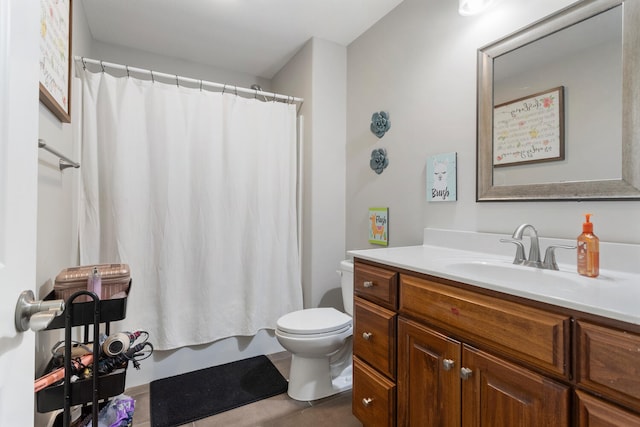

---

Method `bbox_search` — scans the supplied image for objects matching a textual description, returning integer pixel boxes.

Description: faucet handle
[542,245,577,270]
[500,238,526,264]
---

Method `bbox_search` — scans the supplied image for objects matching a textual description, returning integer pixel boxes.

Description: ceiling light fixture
[458,0,498,16]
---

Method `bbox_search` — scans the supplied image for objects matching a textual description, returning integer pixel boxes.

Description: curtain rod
[74,56,304,104]
[38,139,80,170]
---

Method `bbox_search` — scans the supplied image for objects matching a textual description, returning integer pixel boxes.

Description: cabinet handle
[443,358,455,371]
[362,332,373,340]
[460,367,473,380]
[363,280,374,288]
[362,397,373,407]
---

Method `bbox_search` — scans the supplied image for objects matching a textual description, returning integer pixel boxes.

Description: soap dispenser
[577,214,599,278]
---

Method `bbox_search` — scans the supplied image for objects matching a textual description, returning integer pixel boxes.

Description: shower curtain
[78,69,303,350]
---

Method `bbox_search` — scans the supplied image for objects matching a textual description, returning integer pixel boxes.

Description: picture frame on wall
[493,86,564,167]
[368,207,389,246]
[40,0,73,123]
[427,152,457,202]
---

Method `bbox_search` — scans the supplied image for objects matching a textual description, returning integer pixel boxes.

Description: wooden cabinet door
[461,345,570,427]
[398,318,461,427]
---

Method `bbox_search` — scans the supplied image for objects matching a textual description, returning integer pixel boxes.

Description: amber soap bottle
[577,214,599,278]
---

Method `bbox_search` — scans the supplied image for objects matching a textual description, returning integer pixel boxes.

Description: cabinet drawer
[576,390,640,427]
[354,297,396,379]
[354,262,398,310]
[576,321,640,411]
[353,357,396,427]
[400,274,570,377]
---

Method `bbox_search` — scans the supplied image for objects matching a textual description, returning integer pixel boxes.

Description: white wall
[90,40,271,91]
[346,0,640,251]
[272,40,314,306]
[273,38,348,310]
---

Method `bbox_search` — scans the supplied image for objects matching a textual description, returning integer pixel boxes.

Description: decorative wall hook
[370,148,389,174]
[370,111,391,138]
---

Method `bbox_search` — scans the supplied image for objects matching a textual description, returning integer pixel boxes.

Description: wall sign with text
[40,0,72,123]
[493,86,564,167]
[426,152,457,202]
[368,207,388,246]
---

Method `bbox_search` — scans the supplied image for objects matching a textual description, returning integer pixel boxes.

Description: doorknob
[15,290,65,332]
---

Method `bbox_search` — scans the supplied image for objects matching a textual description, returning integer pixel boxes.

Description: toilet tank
[338,260,354,316]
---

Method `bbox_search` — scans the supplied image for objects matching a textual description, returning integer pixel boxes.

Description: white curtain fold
[78,69,302,350]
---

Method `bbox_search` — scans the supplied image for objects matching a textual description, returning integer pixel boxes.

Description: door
[398,318,461,427]
[0,0,40,425]
[461,345,570,427]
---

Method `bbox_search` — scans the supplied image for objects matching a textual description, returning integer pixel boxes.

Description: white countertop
[349,229,640,326]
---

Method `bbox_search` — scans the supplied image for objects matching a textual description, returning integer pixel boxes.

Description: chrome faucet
[512,223,542,267]
[501,224,575,270]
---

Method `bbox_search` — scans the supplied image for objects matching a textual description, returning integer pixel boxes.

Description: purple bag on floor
[87,394,135,427]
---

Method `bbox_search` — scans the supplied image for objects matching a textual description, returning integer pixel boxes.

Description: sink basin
[441,259,585,291]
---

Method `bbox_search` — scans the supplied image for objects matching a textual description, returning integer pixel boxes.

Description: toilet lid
[277,307,352,335]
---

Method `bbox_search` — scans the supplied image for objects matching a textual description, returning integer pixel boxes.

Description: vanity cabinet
[352,262,398,426]
[353,257,640,426]
[397,277,570,427]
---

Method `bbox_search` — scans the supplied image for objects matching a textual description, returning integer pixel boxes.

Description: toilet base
[286,354,353,401]
[331,363,353,393]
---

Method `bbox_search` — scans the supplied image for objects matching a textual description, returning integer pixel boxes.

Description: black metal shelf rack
[37,281,131,427]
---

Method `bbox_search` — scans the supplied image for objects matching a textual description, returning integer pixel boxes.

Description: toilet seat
[276,307,352,336]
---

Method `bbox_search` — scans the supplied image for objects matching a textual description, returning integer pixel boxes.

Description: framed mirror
[477,0,640,201]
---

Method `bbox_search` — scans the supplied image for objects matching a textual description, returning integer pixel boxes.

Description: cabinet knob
[363,280,374,288]
[460,367,473,380]
[362,397,373,407]
[443,358,455,371]
[362,332,373,340]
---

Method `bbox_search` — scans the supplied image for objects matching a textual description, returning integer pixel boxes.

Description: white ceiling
[81,0,404,79]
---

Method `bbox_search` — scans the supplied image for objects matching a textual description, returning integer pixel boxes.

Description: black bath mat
[149,355,288,427]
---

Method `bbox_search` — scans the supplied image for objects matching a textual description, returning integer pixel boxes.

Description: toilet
[275,259,354,401]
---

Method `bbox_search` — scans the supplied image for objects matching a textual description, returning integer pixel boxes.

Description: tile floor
[125,352,362,427]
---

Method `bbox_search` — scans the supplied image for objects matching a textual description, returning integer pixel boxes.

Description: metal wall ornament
[370,111,391,138]
[370,148,389,174]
